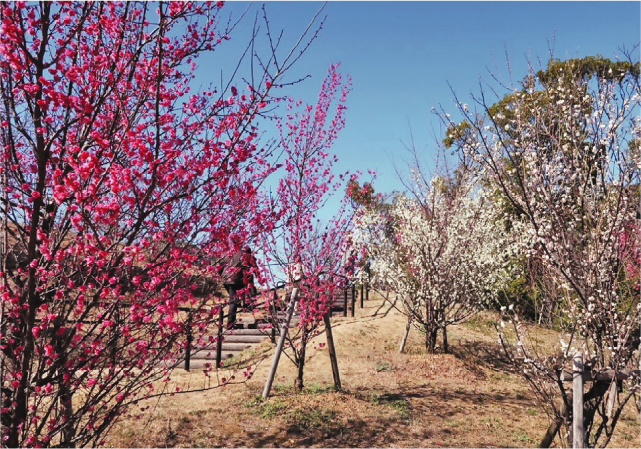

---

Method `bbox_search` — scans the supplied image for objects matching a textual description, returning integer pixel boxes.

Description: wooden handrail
[561,369,640,382]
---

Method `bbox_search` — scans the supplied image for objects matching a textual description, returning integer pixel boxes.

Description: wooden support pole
[184,318,192,372]
[351,284,355,317]
[360,284,364,309]
[270,290,278,343]
[270,320,276,343]
[399,319,411,353]
[216,306,224,370]
[573,352,584,448]
[343,288,348,317]
[366,283,369,301]
[262,288,298,399]
[561,368,639,382]
[323,311,341,390]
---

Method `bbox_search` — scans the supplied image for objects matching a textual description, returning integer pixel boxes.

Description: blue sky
[198,1,640,201]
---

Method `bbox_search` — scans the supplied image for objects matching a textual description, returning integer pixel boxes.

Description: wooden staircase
[331,285,358,316]
[175,324,271,369]
[179,285,362,370]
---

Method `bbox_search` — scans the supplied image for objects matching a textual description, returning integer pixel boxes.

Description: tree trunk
[425,326,438,354]
[539,419,563,448]
[57,333,75,447]
[581,380,610,446]
[442,325,449,354]
[295,326,308,392]
[59,375,75,447]
[543,381,610,448]
[539,399,569,448]
[295,344,306,392]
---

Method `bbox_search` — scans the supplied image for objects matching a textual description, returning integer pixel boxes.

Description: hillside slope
[107,295,640,448]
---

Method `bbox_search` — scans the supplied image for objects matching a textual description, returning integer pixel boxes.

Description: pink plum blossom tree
[0,1,329,446]
[258,64,355,391]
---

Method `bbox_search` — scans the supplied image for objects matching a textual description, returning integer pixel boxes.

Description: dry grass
[106,294,640,448]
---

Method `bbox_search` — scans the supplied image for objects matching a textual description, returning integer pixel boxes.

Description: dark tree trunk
[581,380,610,445]
[442,325,449,354]
[540,380,610,448]
[425,327,438,354]
[56,332,75,447]
[295,328,308,392]
[539,398,569,448]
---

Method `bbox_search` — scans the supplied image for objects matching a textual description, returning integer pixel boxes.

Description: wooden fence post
[216,306,224,370]
[549,363,640,448]
[323,310,341,390]
[262,288,299,399]
[573,352,584,448]
[351,284,355,317]
[343,288,348,317]
[184,315,193,372]
[270,289,278,343]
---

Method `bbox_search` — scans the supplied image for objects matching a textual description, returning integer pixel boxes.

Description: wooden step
[193,334,267,347]
[222,335,267,344]
[226,327,272,335]
[274,313,301,319]
[189,349,217,359]
[192,344,252,356]
[176,356,233,369]
[227,322,275,331]
[189,350,237,361]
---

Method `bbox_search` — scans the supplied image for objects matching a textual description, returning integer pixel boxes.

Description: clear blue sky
[198,1,640,201]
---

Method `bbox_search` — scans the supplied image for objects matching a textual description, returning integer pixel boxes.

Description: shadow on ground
[449,339,517,377]
[224,380,538,448]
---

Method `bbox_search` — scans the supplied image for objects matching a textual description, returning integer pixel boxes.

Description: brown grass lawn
[106,294,640,448]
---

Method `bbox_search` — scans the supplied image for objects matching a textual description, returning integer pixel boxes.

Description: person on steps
[223,246,258,328]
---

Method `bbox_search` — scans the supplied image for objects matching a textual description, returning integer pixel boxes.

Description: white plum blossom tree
[352,166,523,353]
[444,54,641,447]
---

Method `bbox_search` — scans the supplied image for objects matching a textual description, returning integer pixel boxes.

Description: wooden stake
[351,284,355,317]
[343,288,347,317]
[262,288,298,399]
[184,318,192,372]
[573,352,584,448]
[399,319,411,353]
[216,306,224,370]
[605,379,617,419]
[323,311,341,390]
[270,290,278,343]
